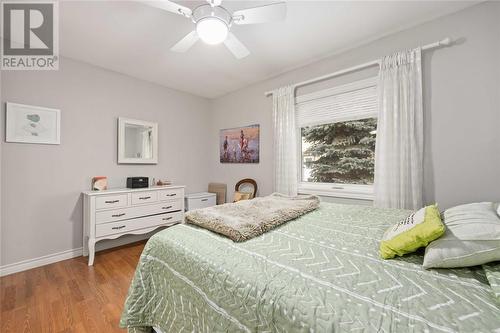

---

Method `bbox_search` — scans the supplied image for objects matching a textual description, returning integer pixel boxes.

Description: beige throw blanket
[185,193,320,242]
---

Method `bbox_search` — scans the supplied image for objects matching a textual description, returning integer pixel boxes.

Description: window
[296,77,378,199]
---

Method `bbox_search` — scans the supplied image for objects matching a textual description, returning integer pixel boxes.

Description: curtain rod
[264,37,452,97]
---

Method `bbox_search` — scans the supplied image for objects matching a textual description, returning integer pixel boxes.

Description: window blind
[296,77,378,127]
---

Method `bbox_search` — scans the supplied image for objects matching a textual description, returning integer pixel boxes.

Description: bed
[120,202,500,332]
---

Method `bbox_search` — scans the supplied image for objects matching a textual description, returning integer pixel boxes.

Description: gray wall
[209,2,500,207]
[1,57,211,266]
[1,2,499,268]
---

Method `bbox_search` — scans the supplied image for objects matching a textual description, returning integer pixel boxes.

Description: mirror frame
[118,117,158,164]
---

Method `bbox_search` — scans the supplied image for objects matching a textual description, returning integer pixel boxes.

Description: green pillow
[380,204,445,259]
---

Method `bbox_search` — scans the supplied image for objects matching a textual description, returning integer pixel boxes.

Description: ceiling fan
[143,0,287,59]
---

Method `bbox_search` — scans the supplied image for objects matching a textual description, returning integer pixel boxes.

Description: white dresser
[82,185,185,265]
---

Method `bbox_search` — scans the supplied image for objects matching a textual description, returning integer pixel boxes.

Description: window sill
[298,182,374,201]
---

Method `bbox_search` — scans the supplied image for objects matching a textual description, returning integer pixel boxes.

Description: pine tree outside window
[296,77,377,200]
[301,118,377,184]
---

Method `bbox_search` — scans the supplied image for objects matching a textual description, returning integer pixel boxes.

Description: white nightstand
[185,192,217,211]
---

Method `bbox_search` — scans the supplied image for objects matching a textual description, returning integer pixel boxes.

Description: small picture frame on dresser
[91,176,108,191]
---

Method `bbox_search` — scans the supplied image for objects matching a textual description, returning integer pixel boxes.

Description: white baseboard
[0,247,83,277]
[0,234,152,277]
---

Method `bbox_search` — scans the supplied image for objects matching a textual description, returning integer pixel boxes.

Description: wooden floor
[0,241,146,333]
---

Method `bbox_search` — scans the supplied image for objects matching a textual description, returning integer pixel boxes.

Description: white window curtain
[272,86,298,196]
[374,48,423,210]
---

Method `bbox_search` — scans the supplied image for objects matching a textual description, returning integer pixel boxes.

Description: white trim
[0,247,83,277]
[0,234,153,276]
[296,77,378,197]
[298,182,374,200]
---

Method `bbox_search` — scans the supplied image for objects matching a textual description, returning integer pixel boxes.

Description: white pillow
[423,202,500,269]
[440,202,500,240]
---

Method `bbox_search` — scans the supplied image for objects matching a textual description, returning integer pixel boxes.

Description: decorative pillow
[423,202,500,268]
[380,204,445,259]
[233,191,252,202]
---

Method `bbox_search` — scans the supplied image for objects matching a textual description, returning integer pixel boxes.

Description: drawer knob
[162,206,173,210]
[139,196,151,200]
[111,213,126,217]
[166,193,177,197]
[105,200,119,204]
[201,199,208,202]
[162,217,173,221]
[112,225,126,230]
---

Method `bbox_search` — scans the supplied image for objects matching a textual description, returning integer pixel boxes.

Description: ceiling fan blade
[233,2,286,25]
[223,33,250,59]
[171,31,199,52]
[141,0,192,17]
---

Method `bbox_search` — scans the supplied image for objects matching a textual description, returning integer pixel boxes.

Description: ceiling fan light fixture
[196,17,228,45]
[158,0,287,58]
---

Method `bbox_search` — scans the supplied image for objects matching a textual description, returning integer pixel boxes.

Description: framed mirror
[118,117,158,164]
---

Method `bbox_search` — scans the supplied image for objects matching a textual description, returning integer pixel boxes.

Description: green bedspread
[120,203,500,333]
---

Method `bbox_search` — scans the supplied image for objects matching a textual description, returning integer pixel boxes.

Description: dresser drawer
[158,200,183,213]
[95,211,183,238]
[131,191,158,205]
[95,194,128,210]
[158,188,184,201]
[95,201,182,224]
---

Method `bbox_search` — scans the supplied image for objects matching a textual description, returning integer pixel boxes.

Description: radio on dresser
[126,177,149,188]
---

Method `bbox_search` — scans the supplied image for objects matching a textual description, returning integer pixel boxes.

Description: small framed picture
[5,102,61,145]
[91,176,108,191]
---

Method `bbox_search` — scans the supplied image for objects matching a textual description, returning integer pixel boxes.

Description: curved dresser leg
[88,239,96,266]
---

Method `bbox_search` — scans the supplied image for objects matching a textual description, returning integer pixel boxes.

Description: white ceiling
[59,1,478,98]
